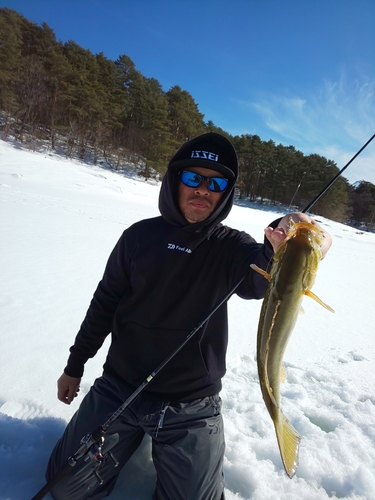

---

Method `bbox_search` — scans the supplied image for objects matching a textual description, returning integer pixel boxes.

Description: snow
[1,139,375,500]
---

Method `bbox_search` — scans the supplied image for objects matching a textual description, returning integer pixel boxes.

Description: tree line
[0,8,374,227]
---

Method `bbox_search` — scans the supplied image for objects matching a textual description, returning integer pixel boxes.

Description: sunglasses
[180,171,229,193]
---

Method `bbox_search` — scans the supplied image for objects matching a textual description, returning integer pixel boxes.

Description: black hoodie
[64,133,275,401]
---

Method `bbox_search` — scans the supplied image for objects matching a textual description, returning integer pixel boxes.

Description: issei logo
[190,150,219,162]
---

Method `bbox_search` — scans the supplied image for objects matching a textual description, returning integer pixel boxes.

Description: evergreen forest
[1,8,374,228]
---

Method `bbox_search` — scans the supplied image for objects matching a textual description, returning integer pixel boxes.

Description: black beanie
[168,132,238,180]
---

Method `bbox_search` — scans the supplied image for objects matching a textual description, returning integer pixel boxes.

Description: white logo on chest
[167,243,192,253]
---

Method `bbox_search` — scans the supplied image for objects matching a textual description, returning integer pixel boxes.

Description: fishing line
[302,134,375,213]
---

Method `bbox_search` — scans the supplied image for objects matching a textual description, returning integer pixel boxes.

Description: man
[46,133,331,499]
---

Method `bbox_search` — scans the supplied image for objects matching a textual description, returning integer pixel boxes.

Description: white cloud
[249,72,375,184]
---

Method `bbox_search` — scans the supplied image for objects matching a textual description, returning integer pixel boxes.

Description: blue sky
[2,0,375,184]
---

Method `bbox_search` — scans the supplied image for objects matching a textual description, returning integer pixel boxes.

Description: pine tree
[234,134,263,200]
[0,8,23,134]
[166,85,205,147]
[349,181,375,228]
[62,41,110,158]
[135,77,172,173]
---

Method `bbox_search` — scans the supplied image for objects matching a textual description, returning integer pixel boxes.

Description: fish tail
[274,412,301,479]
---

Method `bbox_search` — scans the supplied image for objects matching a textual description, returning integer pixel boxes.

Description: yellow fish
[251,220,334,478]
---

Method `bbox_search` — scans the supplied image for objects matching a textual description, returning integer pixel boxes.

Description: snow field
[1,140,375,499]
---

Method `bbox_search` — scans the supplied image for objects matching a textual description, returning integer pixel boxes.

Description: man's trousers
[46,372,225,500]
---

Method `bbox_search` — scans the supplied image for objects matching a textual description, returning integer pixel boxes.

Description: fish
[250,220,334,478]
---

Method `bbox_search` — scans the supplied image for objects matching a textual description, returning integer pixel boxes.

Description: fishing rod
[302,134,375,213]
[31,134,374,499]
[30,273,247,500]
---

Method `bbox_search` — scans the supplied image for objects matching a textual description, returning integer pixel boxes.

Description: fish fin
[280,363,287,383]
[275,412,301,479]
[299,305,305,315]
[250,263,271,281]
[304,290,335,313]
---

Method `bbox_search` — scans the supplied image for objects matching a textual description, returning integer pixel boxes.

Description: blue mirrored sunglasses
[180,171,229,193]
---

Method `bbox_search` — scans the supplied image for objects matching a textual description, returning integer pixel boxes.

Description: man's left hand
[265,212,332,259]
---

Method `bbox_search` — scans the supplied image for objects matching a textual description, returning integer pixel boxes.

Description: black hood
[158,133,238,234]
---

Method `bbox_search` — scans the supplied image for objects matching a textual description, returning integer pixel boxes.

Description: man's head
[159,133,238,230]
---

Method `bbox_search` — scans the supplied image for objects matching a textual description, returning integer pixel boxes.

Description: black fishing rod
[302,134,375,213]
[31,273,247,500]
[31,134,374,499]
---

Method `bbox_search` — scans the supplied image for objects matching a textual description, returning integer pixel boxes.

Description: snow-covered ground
[1,139,375,500]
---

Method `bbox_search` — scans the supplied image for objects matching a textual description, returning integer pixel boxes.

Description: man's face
[178,167,226,223]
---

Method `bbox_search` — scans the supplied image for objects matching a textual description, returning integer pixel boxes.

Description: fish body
[251,221,333,478]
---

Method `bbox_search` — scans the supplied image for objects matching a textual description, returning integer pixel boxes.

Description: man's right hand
[57,373,81,404]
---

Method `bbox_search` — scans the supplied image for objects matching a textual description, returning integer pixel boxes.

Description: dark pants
[46,373,225,500]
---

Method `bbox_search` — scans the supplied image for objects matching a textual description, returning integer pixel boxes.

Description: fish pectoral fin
[250,263,271,281]
[304,290,335,313]
[275,412,301,479]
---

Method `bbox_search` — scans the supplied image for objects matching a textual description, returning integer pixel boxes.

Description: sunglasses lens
[181,171,201,187]
[208,178,229,192]
[181,171,228,192]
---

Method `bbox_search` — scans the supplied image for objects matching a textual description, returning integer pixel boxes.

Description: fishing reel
[71,430,120,486]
